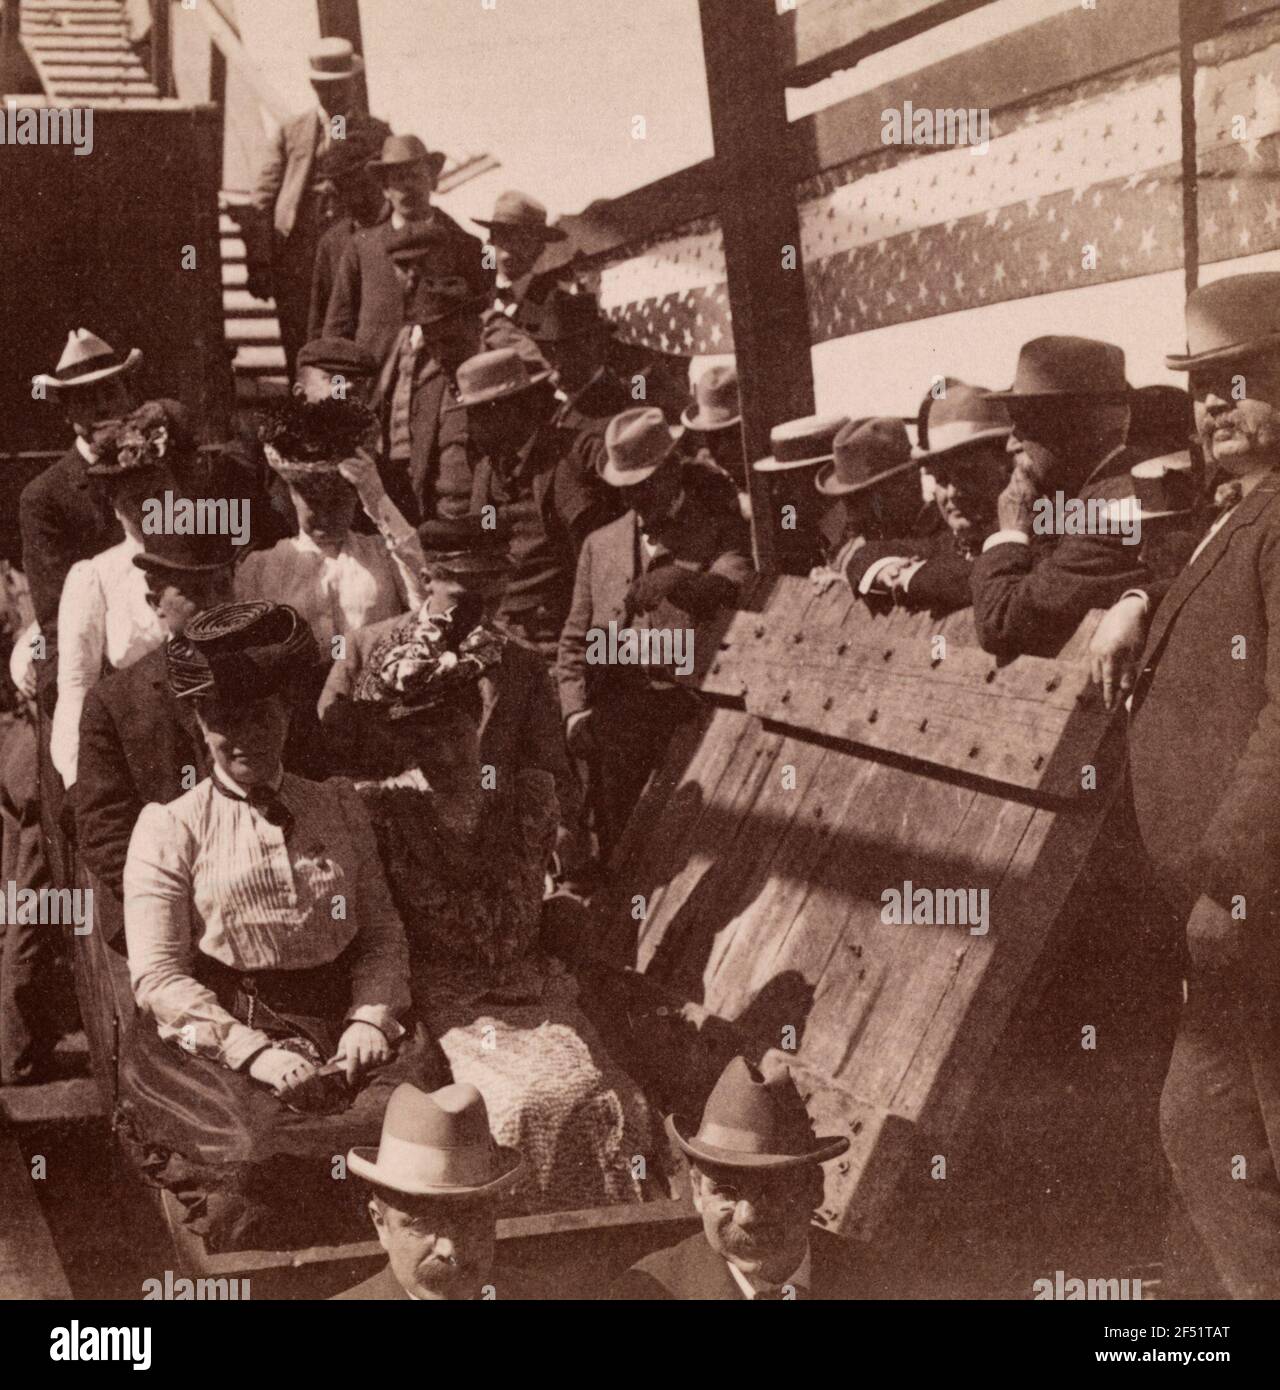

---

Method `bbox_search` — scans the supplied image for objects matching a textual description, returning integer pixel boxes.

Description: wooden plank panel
[779,0,996,80]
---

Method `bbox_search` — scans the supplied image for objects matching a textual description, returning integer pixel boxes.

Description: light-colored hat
[474,189,567,242]
[599,407,681,487]
[1166,273,1280,371]
[308,36,364,82]
[32,329,142,394]
[1102,450,1198,526]
[453,347,552,406]
[753,413,850,473]
[682,364,741,433]
[815,417,914,496]
[914,384,1011,462]
[349,1082,525,1197]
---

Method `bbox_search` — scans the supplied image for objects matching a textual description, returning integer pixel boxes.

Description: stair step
[24,35,131,49]
[220,235,247,261]
[226,318,282,345]
[222,260,248,288]
[223,287,274,316]
[41,64,151,80]
[49,81,159,96]
[219,212,244,235]
[233,345,288,373]
[27,46,139,62]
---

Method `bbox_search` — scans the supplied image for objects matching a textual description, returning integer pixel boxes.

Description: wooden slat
[0,1138,72,1299]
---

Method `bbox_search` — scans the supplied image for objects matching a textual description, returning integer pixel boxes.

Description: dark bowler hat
[296,337,378,379]
[1166,273,1280,370]
[367,133,446,179]
[87,399,194,478]
[815,416,914,496]
[682,363,741,433]
[408,275,490,329]
[753,413,850,474]
[33,327,142,395]
[166,601,319,704]
[418,512,514,576]
[349,1082,524,1198]
[993,335,1129,401]
[474,189,567,242]
[914,384,1011,463]
[134,528,238,576]
[666,1056,850,1171]
[526,288,608,343]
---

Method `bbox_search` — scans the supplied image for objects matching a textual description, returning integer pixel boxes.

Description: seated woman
[235,397,428,648]
[345,605,659,1214]
[116,601,437,1252]
[51,400,180,789]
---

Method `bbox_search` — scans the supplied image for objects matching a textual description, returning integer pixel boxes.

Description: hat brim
[475,218,567,243]
[34,346,142,393]
[309,56,364,81]
[1165,331,1280,371]
[665,1114,849,1171]
[990,386,1130,402]
[814,457,917,497]
[454,367,554,406]
[915,425,1012,463]
[134,554,235,576]
[412,293,491,328]
[681,406,742,433]
[369,151,447,176]
[753,452,833,474]
[348,1145,525,1197]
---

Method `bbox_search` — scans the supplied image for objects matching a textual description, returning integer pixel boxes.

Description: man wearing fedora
[373,274,489,526]
[558,408,751,858]
[531,288,630,431]
[969,335,1150,659]
[1086,273,1280,1298]
[245,38,391,380]
[325,134,482,373]
[611,1056,861,1300]
[752,414,850,575]
[682,363,749,519]
[835,389,1014,616]
[336,1081,534,1300]
[457,347,619,660]
[476,190,571,346]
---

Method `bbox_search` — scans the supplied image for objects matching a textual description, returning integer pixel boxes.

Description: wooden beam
[198,0,295,127]
[316,0,369,116]
[779,0,998,88]
[699,0,816,577]
[150,0,173,98]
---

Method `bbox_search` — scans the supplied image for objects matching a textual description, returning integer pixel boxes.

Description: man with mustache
[610,1056,864,1299]
[335,1081,534,1300]
[1088,273,1280,1298]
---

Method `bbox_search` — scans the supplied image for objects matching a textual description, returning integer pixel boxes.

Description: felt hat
[165,601,319,704]
[408,274,490,329]
[308,36,364,82]
[295,337,377,379]
[32,328,142,394]
[525,288,607,343]
[992,335,1129,401]
[474,189,566,242]
[453,347,552,406]
[317,126,385,182]
[417,512,514,576]
[913,384,1011,462]
[753,414,850,474]
[86,399,193,478]
[599,407,681,487]
[666,1056,850,1172]
[133,528,238,576]
[682,364,741,433]
[349,1083,524,1198]
[367,133,446,179]
[1166,273,1280,370]
[815,417,915,496]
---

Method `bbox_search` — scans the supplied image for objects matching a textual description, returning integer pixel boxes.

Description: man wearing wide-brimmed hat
[681,363,749,517]
[528,288,630,430]
[969,334,1150,658]
[245,38,391,379]
[557,407,750,860]
[1086,272,1280,1300]
[325,135,483,373]
[611,1056,863,1299]
[476,189,571,337]
[455,347,619,659]
[335,1081,534,1299]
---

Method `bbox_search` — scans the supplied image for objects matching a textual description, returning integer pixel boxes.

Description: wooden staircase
[18,0,159,104]
[220,193,289,403]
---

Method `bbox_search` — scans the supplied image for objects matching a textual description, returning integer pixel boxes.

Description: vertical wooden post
[316,0,369,116]
[151,0,174,98]
[699,0,815,577]
[1177,0,1201,297]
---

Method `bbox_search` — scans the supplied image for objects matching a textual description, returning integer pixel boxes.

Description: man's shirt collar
[726,1244,811,1299]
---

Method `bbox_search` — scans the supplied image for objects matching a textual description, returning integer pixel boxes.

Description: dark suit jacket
[556,487,752,720]
[332,1260,543,1300]
[970,445,1150,659]
[317,615,580,821]
[845,528,978,618]
[309,205,389,341]
[325,211,483,372]
[610,1230,864,1300]
[19,445,122,701]
[1129,475,1280,921]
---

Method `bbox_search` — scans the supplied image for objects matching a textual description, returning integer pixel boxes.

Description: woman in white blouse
[235,397,428,649]
[51,400,180,788]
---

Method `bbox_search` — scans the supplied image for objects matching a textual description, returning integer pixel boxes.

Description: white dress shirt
[726,1245,812,1300]
[52,535,166,787]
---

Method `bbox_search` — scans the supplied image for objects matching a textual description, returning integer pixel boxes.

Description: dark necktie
[211,774,294,836]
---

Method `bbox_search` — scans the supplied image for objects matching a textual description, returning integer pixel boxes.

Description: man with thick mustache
[610,1056,864,1299]
[1087,273,1280,1298]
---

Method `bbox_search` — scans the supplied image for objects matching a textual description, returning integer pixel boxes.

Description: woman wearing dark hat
[342,604,656,1214]
[236,397,429,646]
[50,400,185,788]
[117,601,432,1249]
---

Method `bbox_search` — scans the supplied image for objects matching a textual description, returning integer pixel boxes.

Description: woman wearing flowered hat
[343,600,657,1215]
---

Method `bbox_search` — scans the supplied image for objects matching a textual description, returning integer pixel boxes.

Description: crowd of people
[2,34,1279,1299]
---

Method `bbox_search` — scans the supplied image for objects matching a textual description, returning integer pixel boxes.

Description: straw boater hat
[350,1082,524,1198]
[815,417,914,497]
[682,364,741,433]
[86,398,193,478]
[367,133,447,180]
[474,190,567,242]
[32,328,142,394]
[165,601,319,704]
[1102,450,1198,526]
[598,407,682,488]
[667,1056,850,1172]
[913,384,1011,463]
[308,36,364,82]
[1165,272,1280,370]
[452,347,552,406]
[992,335,1129,402]
[753,414,850,474]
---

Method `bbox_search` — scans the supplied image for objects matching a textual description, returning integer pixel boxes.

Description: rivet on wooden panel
[814,805,824,820]
[968,744,980,758]
[867,708,878,723]
[836,641,848,655]
[851,1120,863,1136]
[984,669,996,684]
[821,696,833,711]
[882,648,893,662]
[1045,675,1061,692]
[711,660,721,675]
[836,1159,850,1175]
[919,718,929,732]
[754,624,765,639]
[780,690,791,704]
[792,631,804,643]
[1033,753,1045,770]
